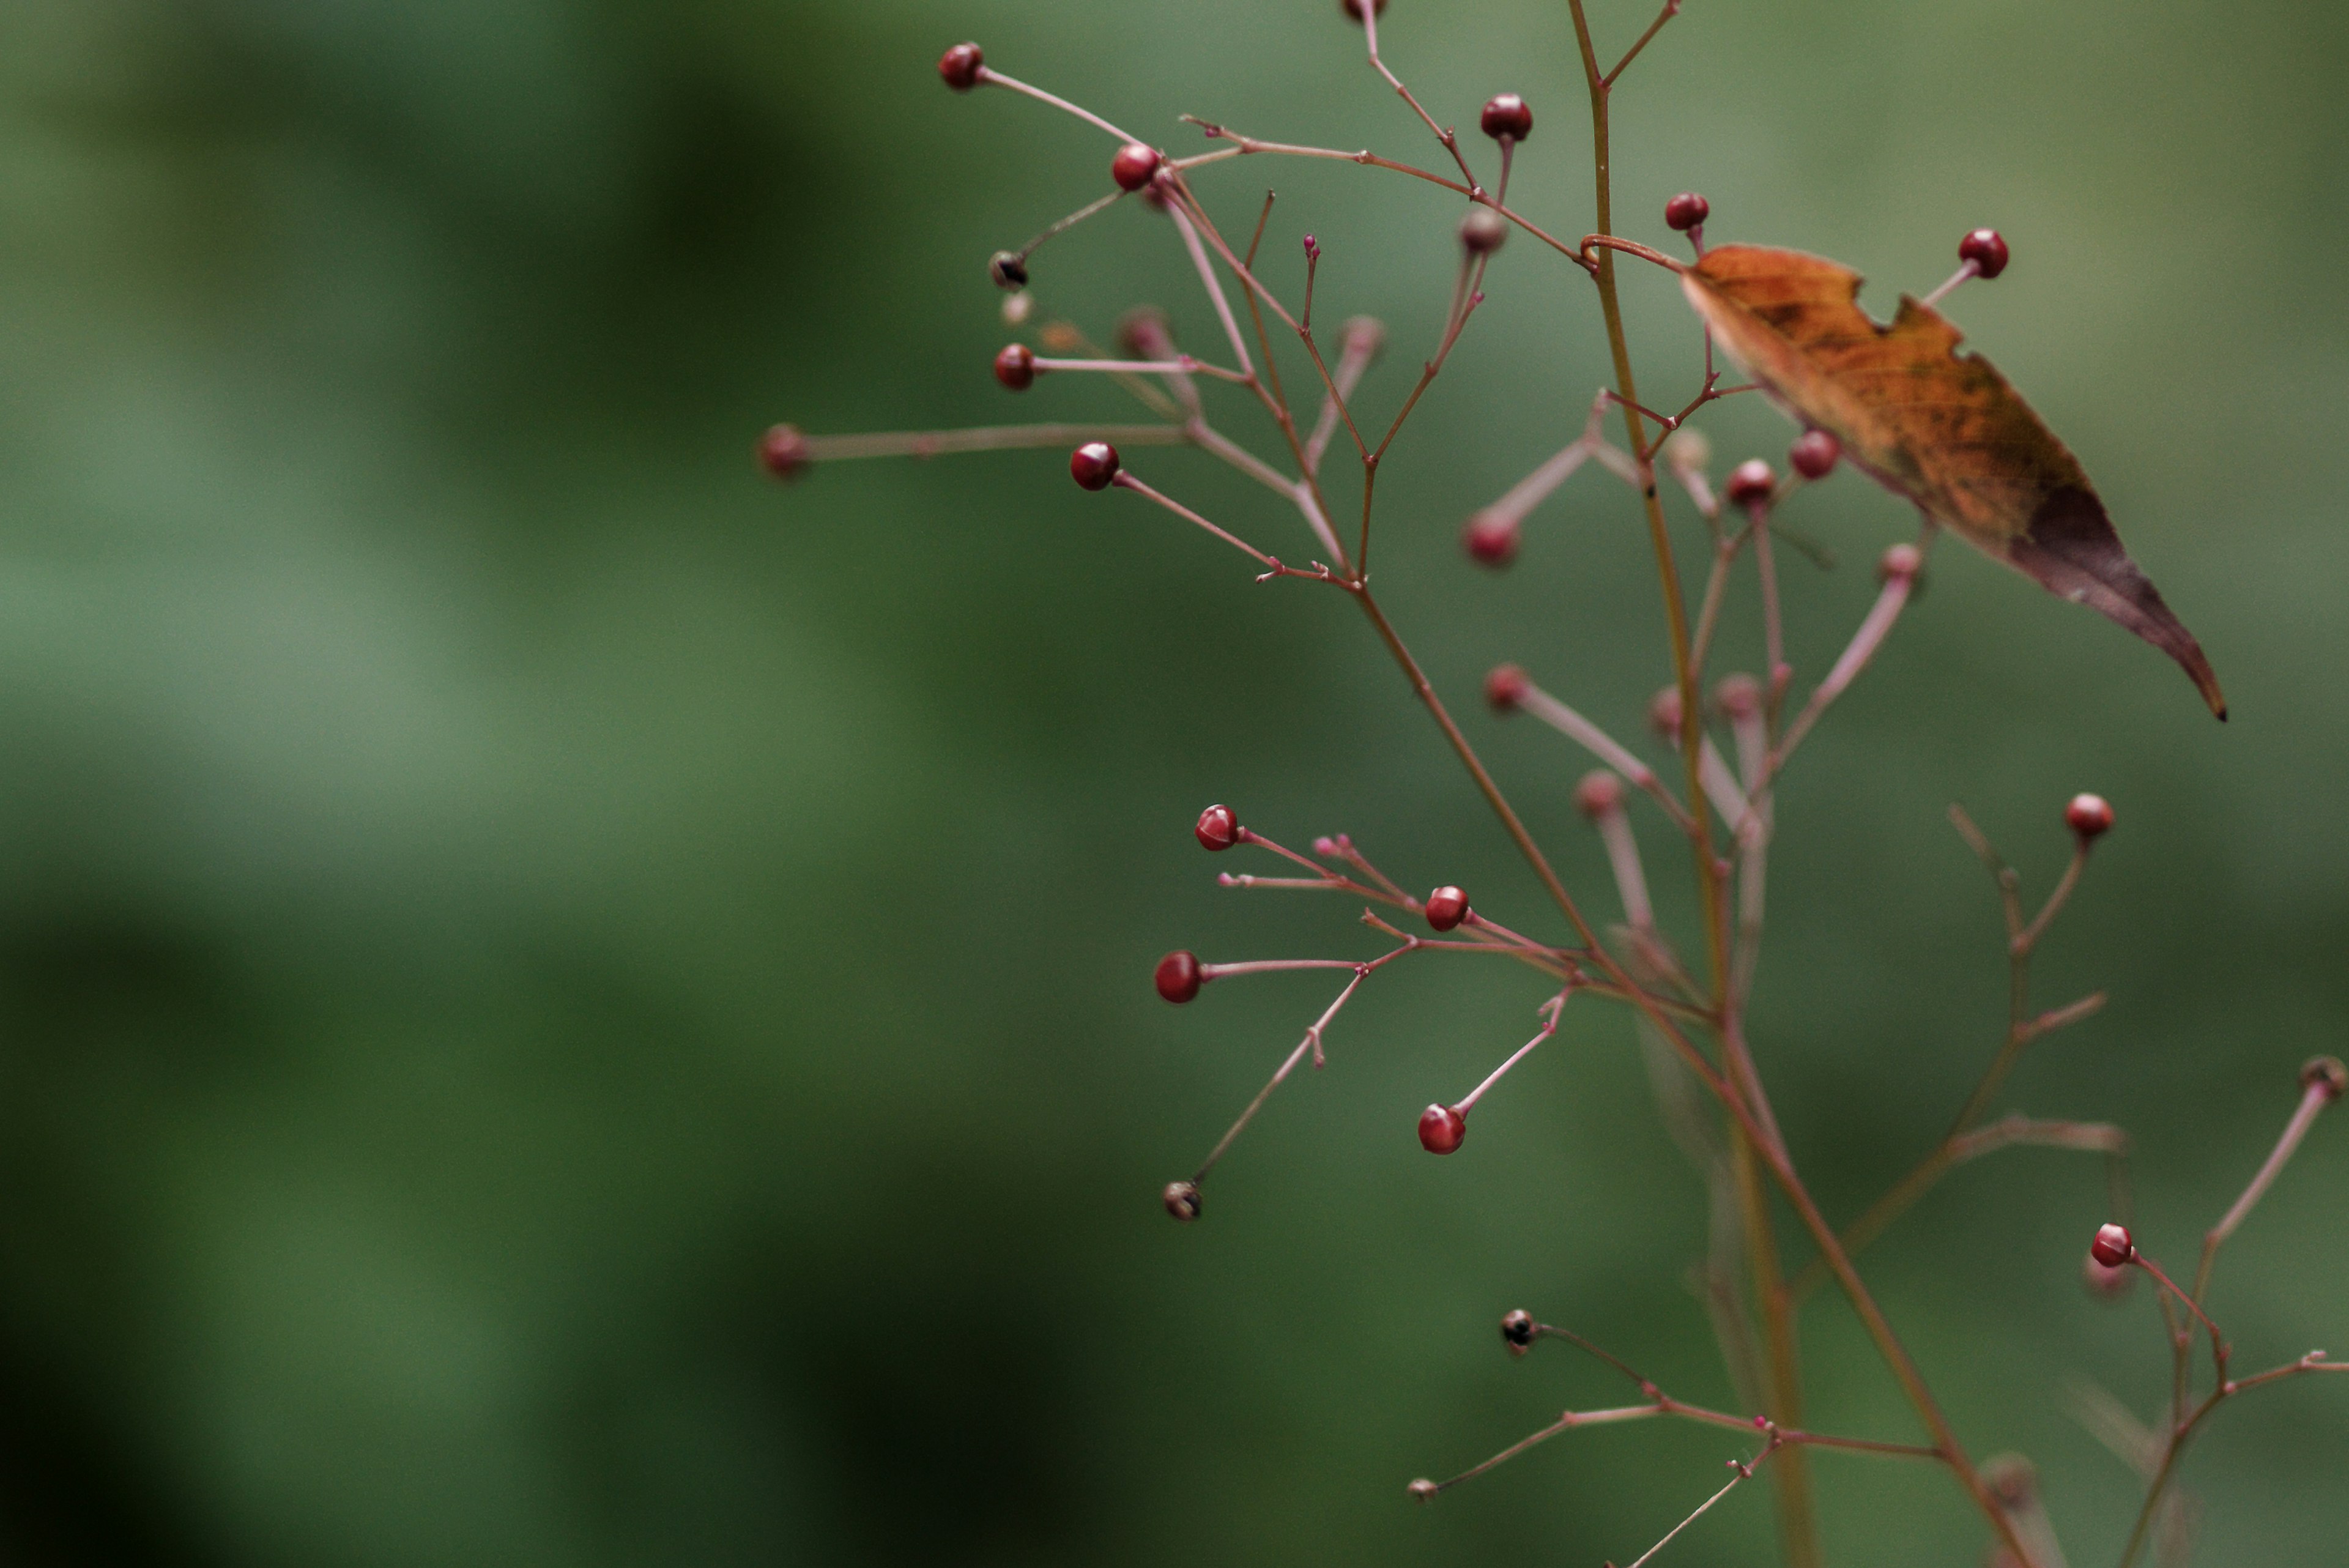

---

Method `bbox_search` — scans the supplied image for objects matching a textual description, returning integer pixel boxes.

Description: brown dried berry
[1162,1180,1203,1221]
[2301,1055,2347,1102]
[1500,1309,1537,1351]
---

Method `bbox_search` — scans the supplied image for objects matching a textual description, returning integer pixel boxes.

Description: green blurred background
[2,1,2345,1562]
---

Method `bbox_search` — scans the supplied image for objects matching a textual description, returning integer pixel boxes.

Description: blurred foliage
[0,1,2346,1564]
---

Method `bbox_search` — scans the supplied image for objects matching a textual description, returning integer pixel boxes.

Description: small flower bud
[1155,949,1203,1003]
[1499,1309,1537,1351]
[1195,804,1241,851]
[1714,673,1761,721]
[2301,1055,2347,1102]
[1959,228,2010,280]
[2089,1222,2134,1269]
[1341,0,1388,21]
[937,42,984,92]
[1162,1180,1203,1222]
[993,343,1036,390]
[1573,769,1624,820]
[988,251,1030,290]
[1423,885,1469,932]
[1877,542,1923,582]
[1115,306,1173,360]
[1417,1103,1467,1154]
[1303,234,1320,263]
[1485,663,1530,712]
[1406,1477,1438,1503]
[1111,143,1163,193]
[1312,835,1341,857]
[1459,207,1508,255]
[1725,459,1775,507]
[2064,792,2113,841]
[1461,510,1520,567]
[1070,440,1121,491]
[1647,686,1683,738]
[1664,192,1710,232]
[1480,94,1533,142]
[1789,428,1841,480]
[758,424,811,481]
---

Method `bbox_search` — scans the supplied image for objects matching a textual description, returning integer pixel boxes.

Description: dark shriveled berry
[1424,885,1469,932]
[1406,1478,1438,1503]
[1789,428,1841,480]
[1499,1309,1537,1351]
[993,343,1036,391]
[1462,510,1519,567]
[1664,192,1710,232]
[1725,459,1775,507]
[1480,94,1533,142]
[1341,0,1389,20]
[1485,663,1530,712]
[938,42,984,92]
[1418,1103,1467,1154]
[988,251,1029,290]
[1459,207,1508,255]
[1111,143,1163,193]
[2089,1222,2134,1269]
[1959,228,2010,280]
[1071,441,1121,491]
[2065,792,2114,841]
[1195,803,1241,851]
[1163,1180,1203,1222]
[759,424,811,481]
[2301,1055,2347,1102]
[1155,949,1203,1003]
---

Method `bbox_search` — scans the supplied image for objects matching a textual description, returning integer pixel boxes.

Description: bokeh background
[2,1,2346,1562]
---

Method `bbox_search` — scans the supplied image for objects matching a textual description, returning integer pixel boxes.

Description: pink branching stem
[1006,189,1127,268]
[1108,473,1292,574]
[1304,318,1382,474]
[1323,831,1408,902]
[1187,965,1375,1183]
[1685,527,1750,674]
[1463,390,1639,538]
[1919,258,1983,310]
[1602,0,1683,87]
[1656,716,1752,843]
[971,66,1141,145]
[1455,992,1570,1112]
[1512,680,1692,833]
[1033,355,1250,384]
[1722,691,1770,1002]
[2194,1074,2340,1300]
[2132,1251,2228,1372]
[2014,840,2090,954]
[1200,958,1371,979]
[1356,4,1485,197]
[1182,420,1297,500]
[1620,1451,1773,1568]
[1751,512,1790,723]
[2117,1351,2346,1568]
[793,423,1189,463]
[1591,795,1655,930]
[1165,203,1256,381]
[1759,555,1920,793]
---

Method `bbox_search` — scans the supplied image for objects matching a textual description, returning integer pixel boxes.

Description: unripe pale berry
[993,343,1036,390]
[1500,1309,1537,1351]
[2065,792,2114,841]
[1112,143,1163,192]
[938,42,984,92]
[2301,1055,2347,1102]
[1789,428,1841,480]
[1341,0,1388,20]
[1417,1103,1467,1154]
[1071,441,1121,491]
[1459,207,1508,255]
[1714,672,1761,721]
[1423,885,1469,932]
[1664,191,1710,232]
[988,251,1029,290]
[1480,94,1533,142]
[1406,1478,1438,1503]
[1155,949,1203,1003]
[1462,510,1520,567]
[2089,1222,2135,1269]
[1485,663,1530,712]
[1195,803,1241,851]
[1878,542,1923,582]
[1726,459,1775,507]
[1647,686,1683,738]
[1959,228,2010,280]
[1574,768,1624,820]
[759,423,812,481]
[1163,1179,1203,1222]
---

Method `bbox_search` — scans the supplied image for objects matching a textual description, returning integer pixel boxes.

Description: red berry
[2303,1056,2348,1102]
[1499,1309,1536,1351]
[1713,673,1761,721]
[1485,663,1530,712]
[2089,1222,2134,1269]
[1112,144,1163,192]
[1423,885,1469,932]
[1155,949,1203,1003]
[1071,441,1121,491]
[1341,0,1387,20]
[758,423,811,481]
[993,343,1036,391]
[1789,429,1841,480]
[1480,94,1533,142]
[1959,228,2009,280]
[1878,542,1923,582]
[1574,769,1623,820]
[1725,459,1775,507]
[1417,1103,1467,1154]
[1458,207,1508,255]
[1664,192,1710,232]
[1194,804,1241,851]
[1163,1180,1203,1221]
[2065,792,2114,841]
[1462,510,1519,567]
[938,43,984,92]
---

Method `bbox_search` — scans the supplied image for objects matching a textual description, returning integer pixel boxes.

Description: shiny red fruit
[1423,885,1469,932]
[1959,228,2009,279]
[1664,191,1710,231]
[2089,1222,2134,1269]
[1195,804,1241,851]
[1789,429,1840,479]
[1071,441,1121,490]
[938,43,984,92]
[1418,1103,1466,1154]
[2065,793,2114,841]
[1725,459,1775,507]
[1111,144,1163,192]
[1155,950,1203,1003]
[1462,510,1519,567]
[1480,94,1532,141]
[993,343,1035,390]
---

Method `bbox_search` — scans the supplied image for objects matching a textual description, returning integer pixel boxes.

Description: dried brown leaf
[1680,244,2225,718]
